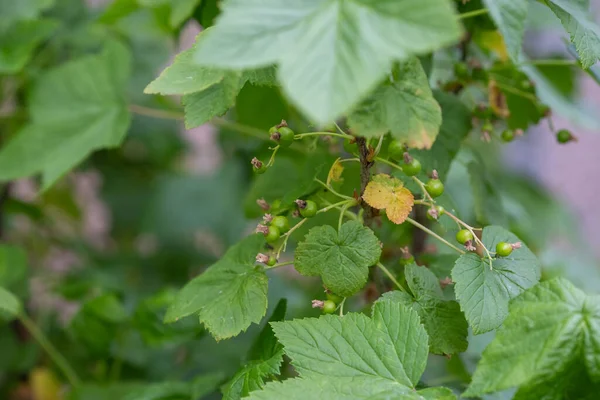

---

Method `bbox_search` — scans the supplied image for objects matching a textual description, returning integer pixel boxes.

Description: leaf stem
[519,59,578,67]
[338,297,346,316]
[376,262,408,293]
[266,145,280,167]
[338,201,354,231]
[276,218,308,258]
[19,314,81,387]
[458,8,488,19]
[314,178,355,201]
[294,132,354,140]
[406,217,465,255]
[265,260,294,269]
[318,199,355,214]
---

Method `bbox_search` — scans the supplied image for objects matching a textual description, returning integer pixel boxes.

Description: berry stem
[294,132,354,140]
[338,201,354,231]
[276,218,308,258]
[266,145,280,167]
[317,199,356,214]
[376,262,408,294]
[264,260,294,270]
[440,209,494,269]
[338,297,346,316]
[458,8,489,20]
[314,178,355,201]
[406,217,465,255]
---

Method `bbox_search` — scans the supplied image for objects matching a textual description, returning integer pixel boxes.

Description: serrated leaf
[0,19,58,74]
[294,221,382,297]
[0,286,21,319]
[223,299,287,400]
[363,174,414,224]
[464,278,600,399]
[452,226,540,334]
[418,387,457,399]
[164,234,269,340]
[0,41,131,189]
[382,264,468,355]
[192,0,462,124]
[547,0,600,69]
[482,0,528,61]
[271,299,428,387]
[348,58,442,149]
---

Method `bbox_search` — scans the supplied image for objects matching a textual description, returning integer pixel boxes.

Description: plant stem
[338,201,354,231]
[356,137,375,225]
[212,118,267,140]
[314,178,355,201]
[294,132,353,140]
[317,199,356,214]
[406,217,465,255]
[338,298,346,316]
[265,260,294,269]
[19,314,81,387]
[376,262,408,293]
[276,218,308,258]
[458,8,489,19]
[129,104,184,120]
[266,145,280,167]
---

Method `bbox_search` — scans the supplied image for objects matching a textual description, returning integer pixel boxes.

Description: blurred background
[1,0,600,399]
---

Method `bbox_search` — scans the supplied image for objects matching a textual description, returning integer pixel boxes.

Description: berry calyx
[266,256,277,267]
[402,154,421,177]
[425,179,444,198]
[456,229,474,245]
[270,215,290,233]
[265,225,281,243]
[297,199,318,218]
[251,157,267,174]
[501,129,515,143]
[322,300,337,314]
[556,129,574,144]
[387,140,405,161]
[496,242,513,257]
[326,291,344,304]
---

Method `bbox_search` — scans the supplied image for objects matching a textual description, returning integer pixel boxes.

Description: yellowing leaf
[31,368,62,400]
[326,158,344,186]
[475,30,509,61]
[363,174,414,224]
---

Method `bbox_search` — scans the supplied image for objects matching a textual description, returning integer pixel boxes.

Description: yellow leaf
[363,174,414,224]
[31,367,62,400]
[475,30,508,61]
[327,158,344,186]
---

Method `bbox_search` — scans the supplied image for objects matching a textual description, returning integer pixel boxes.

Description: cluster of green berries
[455,228,516,257]
[315,291,344,314]
[262,214,290,244]
[388,141,444,198]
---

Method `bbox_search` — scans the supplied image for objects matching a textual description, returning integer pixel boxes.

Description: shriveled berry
[456,229,474,245]
[496,242,513,257]
[322,300,337,314]
[299,200,318,218]
[265,225,280,243]
[556,129,572,144]
[387,140,405,161]
[501,129,515,143]
[402,158,422,177]
[425,179,444,198]
[270,215,290,233]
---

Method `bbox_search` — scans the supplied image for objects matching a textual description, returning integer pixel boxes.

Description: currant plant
[2,0,600,399]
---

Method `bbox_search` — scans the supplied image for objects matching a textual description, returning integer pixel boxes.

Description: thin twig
[376,262,408,293]
[406,217,465,255]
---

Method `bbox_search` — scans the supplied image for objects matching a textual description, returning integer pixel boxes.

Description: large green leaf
[546,0,600,69]
[0,0,53,23]
[294,221,382,297]
[482,0,528,61]
[348,58,441,149]
[0,19,58,74]
[452,226,540,334]
[139,0,202,27]
[464,278,600,399]
[0,41,132,189]
[192,0,462,124]
[0,286,21,319]
[164,234,269,340]
[382,264,468,355]
[222,299,287,400]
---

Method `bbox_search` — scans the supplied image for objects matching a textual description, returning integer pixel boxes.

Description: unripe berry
[425,179,444,198]
[556,129,573,144]
[402,158,422,177]
[298,200,318,218]
[456,229,474,245]
[387,140,404,161]
[270,215,290,233]
[501,129,515,143]
[496,242,513,257]
[322,300,337,314]
[265,225,280,243]
[266,256,277,266]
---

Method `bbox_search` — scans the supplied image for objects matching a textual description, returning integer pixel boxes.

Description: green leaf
[418,387,457,399]
[547,0,600,69]
[193,0,463,124]
[0,0,54,23]
[0,245,28,296]
[164,234,269,340]
[348,58,442,149]
[0,41,132,189]
[468,160,506,226]
[246,377,421,400]
[382,264,468,355]
[481,0,528,61]
[294,221,382,297]
[452,226,540,334]
[0,286,21,319]
[411,91,472,180]
[139,0,202,28]
[182,72,242,129]
[0,19,58,74]
[271,299,428,387]
[222,299,287,400]
[124,382,190,400]
[464,278,600,399]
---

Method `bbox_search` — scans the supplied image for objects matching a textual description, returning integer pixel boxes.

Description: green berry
[266,256,277,267]
[399,255,415,266]
[496,242,513,257]
[520,79,533,90]
[426,205,445,221]
[501,129,515,143]
[481,120,494,133]
[322,300,337,314]
[556,129,572,144]
[425,179,444,198]
[270,215,290,233]
[402,158,422,177]
[456,229,474,245]
[387,140,405,161]
[277,126,295,148]
[265,225,280,243]
[326,292,344,304]
[268,125,279,135]
[454,62,470,80]
[299,200,318,218]
[253,164,267,174]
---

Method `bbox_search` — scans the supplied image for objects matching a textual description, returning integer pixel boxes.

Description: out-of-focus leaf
[0,19,58,74]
